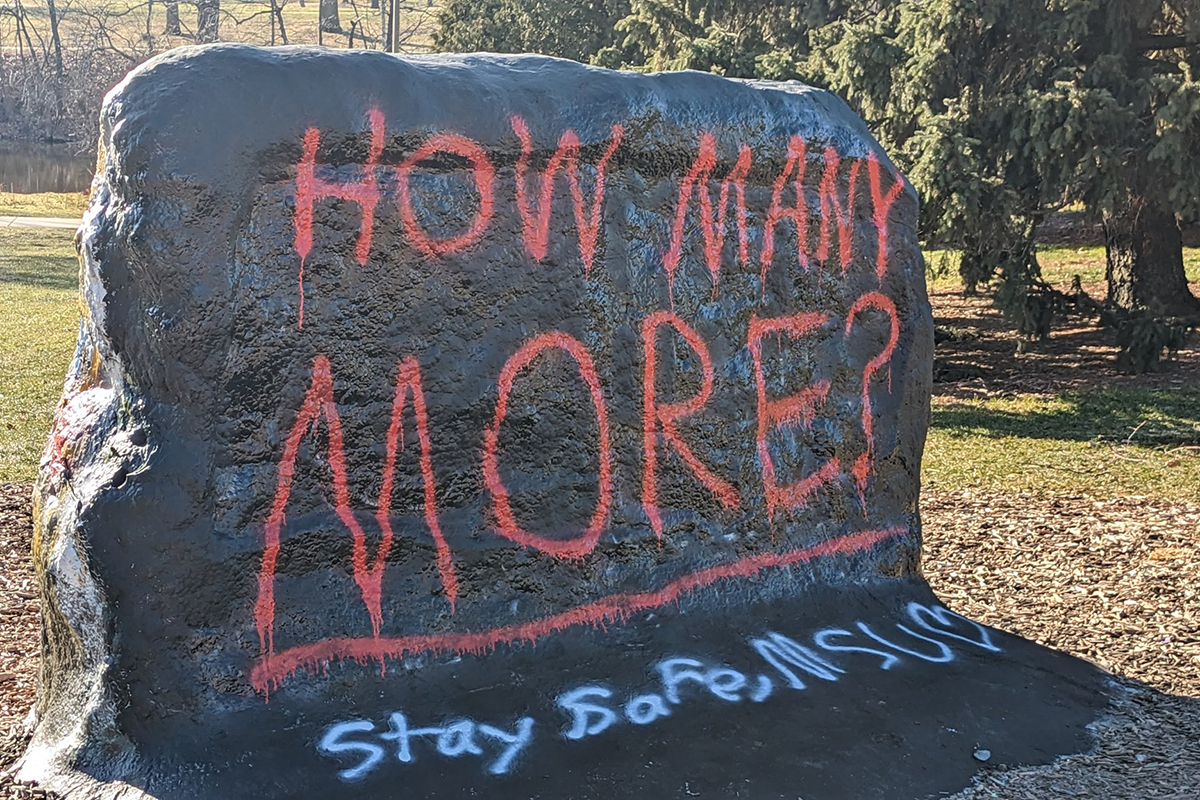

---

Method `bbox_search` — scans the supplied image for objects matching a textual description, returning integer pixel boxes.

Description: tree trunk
[271,0,288,43]
[165,1,180,35]
[13,1,37,61]
[45,0,65,84]
[197,0,220,42]
[1103,196,1200,318]
[320,0,341,33]
[384,0,394,51]
[44,0,65,133]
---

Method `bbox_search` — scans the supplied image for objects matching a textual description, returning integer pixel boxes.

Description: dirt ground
[1,291,1199,798]
[932,282,1200,399]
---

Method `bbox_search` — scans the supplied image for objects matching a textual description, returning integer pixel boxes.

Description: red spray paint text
[254,109,913,694]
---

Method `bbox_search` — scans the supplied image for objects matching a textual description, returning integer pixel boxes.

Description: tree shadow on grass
[0,258,78,292]
[931,386,1200,447]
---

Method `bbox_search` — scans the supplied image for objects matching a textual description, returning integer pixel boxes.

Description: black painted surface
[20,46,1107,799]
[140,579,1104,800]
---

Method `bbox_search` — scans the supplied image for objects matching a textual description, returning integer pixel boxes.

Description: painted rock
[19,45,1106,799]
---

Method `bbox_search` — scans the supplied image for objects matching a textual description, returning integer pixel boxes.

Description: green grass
[925,388,1200,502]
[0,191,88,219]
[0,228,80,482]
[925,246,1200,291]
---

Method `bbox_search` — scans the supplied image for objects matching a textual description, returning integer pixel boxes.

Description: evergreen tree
[815,0,1200,319]
[434,0,629,64]
[592,1,892,77]
[435,0,1200,358]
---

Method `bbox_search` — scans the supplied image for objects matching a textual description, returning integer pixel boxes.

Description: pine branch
[1134,33,1197,53]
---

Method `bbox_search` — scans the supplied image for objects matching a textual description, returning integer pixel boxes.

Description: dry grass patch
[0,193,87,219]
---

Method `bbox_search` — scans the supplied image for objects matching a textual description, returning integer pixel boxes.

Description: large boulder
[18,45,1106,799]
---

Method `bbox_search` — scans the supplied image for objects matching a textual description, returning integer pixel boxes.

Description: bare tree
[164,1,180,35]
[320,0,341,34]
[0,0,437,143]
[269,0,288,44]
[45,0,65,83]
[197,0,219,42]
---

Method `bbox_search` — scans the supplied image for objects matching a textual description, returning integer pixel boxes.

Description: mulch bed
[925,491,1200,799]
[0,486,35,731]
[925,493,1200,697]
[0,483,42,800]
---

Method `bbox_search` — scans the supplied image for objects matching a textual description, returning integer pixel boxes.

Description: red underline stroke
[250,525,906,694]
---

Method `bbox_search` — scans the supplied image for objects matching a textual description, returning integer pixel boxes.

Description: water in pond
[0,141,95,194]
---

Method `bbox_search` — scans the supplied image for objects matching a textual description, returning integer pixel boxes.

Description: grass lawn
[0,191,89,219]
[925,389,1200,503]
[1,227,1199,502]
[926,246,1200,291]
[0,228,80,482]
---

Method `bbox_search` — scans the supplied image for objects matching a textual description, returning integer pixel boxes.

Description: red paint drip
[250,525,907,695]
[511,116,623,274]
[297,262,306,329]
[255,354,464,667]
[379,358,459,612]
[641,311,739,541]
[293,128,319,265]
[760,135,809,289]
[397,132,496,257]
[482,331,612,560]
[851,452,871,511]
[816,147,861,274]
[663,133,752,301]
[747,312,839,522]
[292,110,386,326]
[770,379,832,432]
[844,291,901,501]
[868,153,905,281]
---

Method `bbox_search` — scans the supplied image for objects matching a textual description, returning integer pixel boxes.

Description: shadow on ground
[0,259,77,292]
[932,386,1200,447]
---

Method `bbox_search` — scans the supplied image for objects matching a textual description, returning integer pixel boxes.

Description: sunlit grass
[0,191,89,219]
[925,246,1200,293]
[0,228,80,482]
[925,388,1200,503]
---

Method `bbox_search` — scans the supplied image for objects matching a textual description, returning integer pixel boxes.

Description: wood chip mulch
[1,484,1198,798]
[0,483,44,800]
[925,491,1200,799]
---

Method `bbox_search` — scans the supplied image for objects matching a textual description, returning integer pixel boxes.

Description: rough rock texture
[17,45,1107,799]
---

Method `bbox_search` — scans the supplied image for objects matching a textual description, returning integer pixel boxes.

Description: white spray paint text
[318,712,535,780]
[317,603,1002,780]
